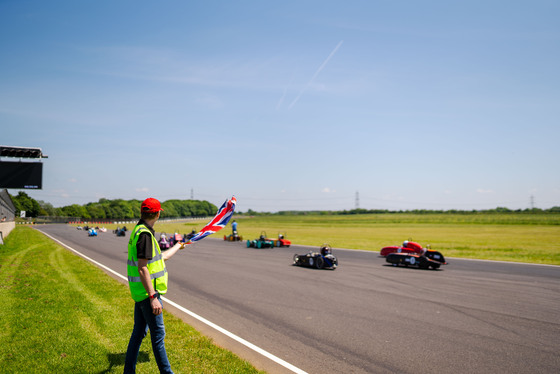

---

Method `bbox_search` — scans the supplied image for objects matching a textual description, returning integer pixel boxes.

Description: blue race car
[385,250,447,270]
[293,244,338,270]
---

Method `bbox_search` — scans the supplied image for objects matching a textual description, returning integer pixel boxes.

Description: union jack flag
[188,196,237,243]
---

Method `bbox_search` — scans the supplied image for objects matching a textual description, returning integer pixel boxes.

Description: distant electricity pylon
[190,188,194,200]
[355,191,360,209]
[530,195,535,209]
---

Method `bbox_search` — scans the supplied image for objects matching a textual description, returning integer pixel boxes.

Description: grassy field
[0,226,264,374]
[150,213,560,265]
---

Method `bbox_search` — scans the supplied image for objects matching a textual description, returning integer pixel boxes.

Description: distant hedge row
[10,192,217,220]
[9,191,560,220]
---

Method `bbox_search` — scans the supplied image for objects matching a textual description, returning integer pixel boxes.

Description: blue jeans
[124,295,174,374]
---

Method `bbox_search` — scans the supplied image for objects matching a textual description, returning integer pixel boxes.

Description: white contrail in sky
[276,74,294,110]
[288,40,343,109]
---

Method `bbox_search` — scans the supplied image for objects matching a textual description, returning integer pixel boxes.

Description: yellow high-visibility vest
[127,223,168,302]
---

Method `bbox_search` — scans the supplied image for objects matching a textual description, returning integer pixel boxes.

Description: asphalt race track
[36,225,560,374]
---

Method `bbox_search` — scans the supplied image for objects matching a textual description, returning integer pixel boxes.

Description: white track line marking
[39,231,308,374]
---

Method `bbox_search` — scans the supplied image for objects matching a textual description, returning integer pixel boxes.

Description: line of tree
[9,192,218,220]
[9,191,560,220]
[250,206,560,215]
[335,207,560,214]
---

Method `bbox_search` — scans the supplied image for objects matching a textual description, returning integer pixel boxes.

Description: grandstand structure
[0,189,16,243]
[0,189,16,221]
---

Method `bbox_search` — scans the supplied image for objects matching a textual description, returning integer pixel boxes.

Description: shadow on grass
[98,351,150,374]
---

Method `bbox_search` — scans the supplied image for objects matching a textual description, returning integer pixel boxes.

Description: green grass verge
[0,226,265,374]
[151,213,560,265]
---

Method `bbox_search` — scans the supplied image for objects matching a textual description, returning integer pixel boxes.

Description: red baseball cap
[141,198,164,213]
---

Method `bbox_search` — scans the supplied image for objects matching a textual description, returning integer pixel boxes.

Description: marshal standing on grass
[124,198,183,374]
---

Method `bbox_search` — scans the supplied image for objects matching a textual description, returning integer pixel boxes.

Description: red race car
[380,240,425,256]
[381,240,448,270]
[271,232,291,247]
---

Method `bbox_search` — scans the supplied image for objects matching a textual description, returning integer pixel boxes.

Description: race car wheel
[293,254,299,264]
[315,256,324,269]
[418,258,430,269]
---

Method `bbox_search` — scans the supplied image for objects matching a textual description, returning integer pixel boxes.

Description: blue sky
[1,0,559,212]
